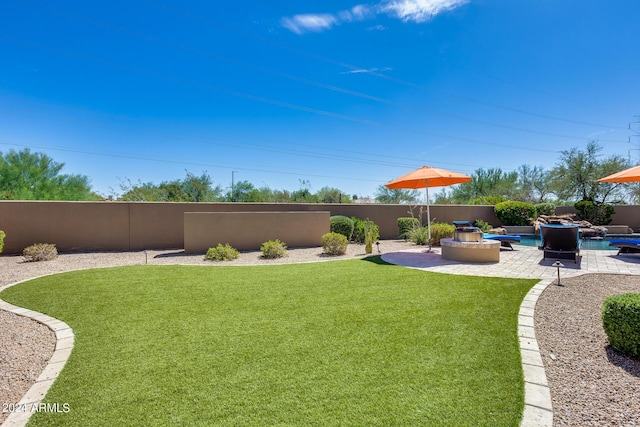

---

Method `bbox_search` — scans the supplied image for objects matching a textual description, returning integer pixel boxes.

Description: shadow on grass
[360,255,395,266]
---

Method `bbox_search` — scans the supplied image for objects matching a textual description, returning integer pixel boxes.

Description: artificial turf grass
[0,258,538,426]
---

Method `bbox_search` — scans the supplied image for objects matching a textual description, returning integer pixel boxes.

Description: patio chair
[538,224,581,263]
[452,220,520,249]
[482,233,521,250]
[609,239,640,255]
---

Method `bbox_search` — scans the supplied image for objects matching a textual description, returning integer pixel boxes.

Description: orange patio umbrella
[385,165,471,249]
[596,165,640,183]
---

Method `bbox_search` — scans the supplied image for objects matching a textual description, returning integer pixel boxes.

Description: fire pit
[441,221,500,262]
[454,227,483,242]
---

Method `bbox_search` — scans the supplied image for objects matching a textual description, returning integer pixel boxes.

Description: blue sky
[2,0,639,199]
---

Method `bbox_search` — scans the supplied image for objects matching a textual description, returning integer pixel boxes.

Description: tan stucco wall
[4,200,637,255]
[184,211,330,253]
[0,201,130,253]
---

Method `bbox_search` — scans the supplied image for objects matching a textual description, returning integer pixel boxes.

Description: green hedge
[602,293,640,359]
[534,202,555,217]
[330,216,354,240]
[0,230,5,254]
[397,217,420,240]
[574,200,615,225]
[494,201,536,226]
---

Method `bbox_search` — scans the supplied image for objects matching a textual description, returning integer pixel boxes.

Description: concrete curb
[0,278,75,427]
[519,279,554,427]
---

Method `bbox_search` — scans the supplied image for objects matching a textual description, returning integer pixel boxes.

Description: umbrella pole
[426,180,432,252]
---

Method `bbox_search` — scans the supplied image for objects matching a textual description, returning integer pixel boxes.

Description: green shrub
[494,201,537,226]
[23,243,58,262]
[0,230,5,254]
[602,293,640,359]
[397,217,420,240]
[473,219,492,233]
[260,239,288,259]
[534,202,556,217]
[322,232,348,256]
[330,215,354,240]
[204,243,239,261]
[351,217,380,244]
[409,226,430,245]
[574,200,615,225]
[429,222,455,246]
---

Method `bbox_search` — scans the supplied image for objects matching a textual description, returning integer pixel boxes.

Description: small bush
[409,226,430,245]
[534,202,556,217]
[260,239,288,259]
[494,201,537,226]
[322,232,348,256]
[473,219,492,233]
[330,215,354,240]
[602,293,640,359]
[0,230,5,254]
[352,217,380,244]
[23,243,58,262]
[429,222,455,246]
[204,243,239,261]
[398,217,420,240]
[575,200,615,225]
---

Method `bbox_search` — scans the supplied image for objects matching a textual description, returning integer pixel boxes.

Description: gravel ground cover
[535,274,640,426]
[2,242,640,425]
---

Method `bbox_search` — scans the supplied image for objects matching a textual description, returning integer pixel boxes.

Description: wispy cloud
[340,66,394,75]
[380,0,469,23]
[281,0,468,34]
[281,14,338,35]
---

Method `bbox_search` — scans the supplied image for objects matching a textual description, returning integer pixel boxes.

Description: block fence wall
[0,201,638,254]
[0,201,501,254]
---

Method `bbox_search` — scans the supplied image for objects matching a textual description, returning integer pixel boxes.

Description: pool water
[515,235,637,251]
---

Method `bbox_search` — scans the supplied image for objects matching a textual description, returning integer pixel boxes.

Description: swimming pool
[515,235,639,251]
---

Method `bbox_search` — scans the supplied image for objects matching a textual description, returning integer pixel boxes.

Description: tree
[118,171,223,202]
[0,148,98,200]
[374,185,420,204]
[448,168,520,204]
[550,141,630,203]
[316,186,350,203]
[226,180,261,202]
[517,165,552,204]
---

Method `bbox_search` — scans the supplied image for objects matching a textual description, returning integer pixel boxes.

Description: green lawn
[1,257,537,426]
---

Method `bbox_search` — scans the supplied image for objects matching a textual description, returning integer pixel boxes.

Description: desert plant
[409,226,430,246]
[204,243,239,261]
[602,293,640,359]
[473,219,492,233]
[330,215,354,240]
[574,200,615,225]
[363,219,379,254]
[0,230,5,254]
[23,243,58,262]
[397,217,420,240]
[260,239,288,259]
[429,222,456,246]
[494,201,537,226]
[322,232,348,256]
[534,202,556,217]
